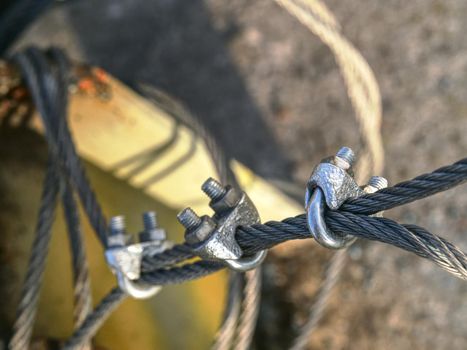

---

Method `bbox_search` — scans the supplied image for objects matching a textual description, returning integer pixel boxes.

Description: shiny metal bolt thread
[177,208,202,230]
[143,211,157,231]
[108,216,127,247]
[202,177,226,200]
[364,176,388,195]
[335,146,355,169]
[368,176,388,190]
[109,216,125,235]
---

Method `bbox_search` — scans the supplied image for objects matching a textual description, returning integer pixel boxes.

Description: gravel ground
[10,1,467,349]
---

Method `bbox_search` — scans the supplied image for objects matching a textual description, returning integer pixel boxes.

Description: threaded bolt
[335,146,355,170]
[108,215,127,247]
[177,208,202,230]
[364,176,388,194]
[143,211,157,231]
[109,216,125,235]
[140,211,165,242]
[368,176,388,190]
[202,177,226,201]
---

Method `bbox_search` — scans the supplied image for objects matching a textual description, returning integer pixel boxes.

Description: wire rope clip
[305,147,388,249]
[177,178,267,272]
[105,212,172,299]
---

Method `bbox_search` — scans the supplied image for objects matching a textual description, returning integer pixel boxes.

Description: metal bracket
[305,147,387,249]
[305,161,364,211]
[105,240,171,299]
[105,213,172,299]
[178,178,267,271]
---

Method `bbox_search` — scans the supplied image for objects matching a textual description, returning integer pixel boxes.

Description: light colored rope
[272,1,384,348]
[232,268,262,350]
[211,273,243,350]
[274,0,384,182]
[63,185,93,350]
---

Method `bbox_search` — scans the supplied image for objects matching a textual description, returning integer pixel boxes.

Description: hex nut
[210,186,242,214]
[185,216,217,245]
[139,228,166,242]
[107,233,128,247]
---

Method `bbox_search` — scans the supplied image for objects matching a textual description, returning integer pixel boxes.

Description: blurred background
[1,0,467,349]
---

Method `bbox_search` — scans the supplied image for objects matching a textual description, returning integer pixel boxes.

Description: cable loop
[305,147,363,249]
[305,147,390,249]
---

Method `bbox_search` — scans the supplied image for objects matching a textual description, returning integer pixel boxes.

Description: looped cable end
[305,147,388,249]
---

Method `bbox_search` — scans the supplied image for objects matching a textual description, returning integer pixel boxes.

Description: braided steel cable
[62,185,93,345]
[211,273,243,350]
[214,272,244,349]
[9,48,69,350]
[49,54,93,336]
[62,288,126,350]
[11,48,108,349]
[341,158,467,215]
[141,242,192,271]
[14,48,109,247]
[139,212,467,286]
[233,268,262,350]
[141,157,467,266]
[9,161,59,350]
[274,0,384,180]
[271,2,385,347]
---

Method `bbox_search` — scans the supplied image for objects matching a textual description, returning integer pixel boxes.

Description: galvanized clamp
[305,147,388,249]
[177,178,267,272]
[105,212,172,299]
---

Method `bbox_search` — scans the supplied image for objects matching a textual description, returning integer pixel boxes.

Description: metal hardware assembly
[305,147,387,249]
[178,178,266,271]
[105,213,170,299]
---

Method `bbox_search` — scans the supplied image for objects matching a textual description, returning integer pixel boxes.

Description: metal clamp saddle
[305,147,388,249]
[178,178,267,272]
[105,212,172,299]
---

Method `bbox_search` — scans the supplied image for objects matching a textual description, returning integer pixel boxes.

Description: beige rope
[217,1,385,348]
[232,268,262,350]
[272,1,385,349]
[274,0,384,182]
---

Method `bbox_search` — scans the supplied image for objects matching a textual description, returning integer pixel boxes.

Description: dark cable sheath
[14,48,109,247]
[10,47,107,350]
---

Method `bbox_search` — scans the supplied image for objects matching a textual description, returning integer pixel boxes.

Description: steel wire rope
[10,47,109,350]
